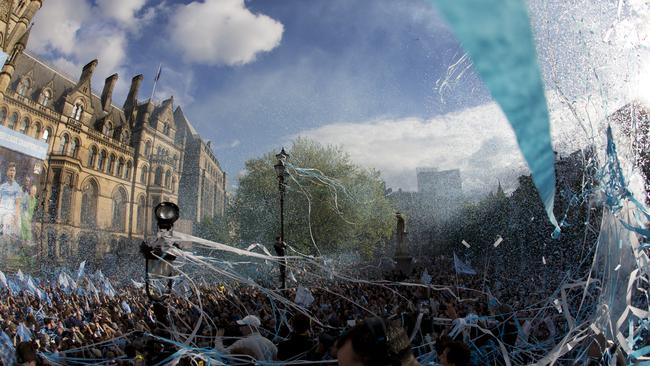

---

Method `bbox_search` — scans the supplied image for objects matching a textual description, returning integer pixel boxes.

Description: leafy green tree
[233,138,395,257]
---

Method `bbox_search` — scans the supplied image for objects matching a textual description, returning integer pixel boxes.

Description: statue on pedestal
[393,212,413,275]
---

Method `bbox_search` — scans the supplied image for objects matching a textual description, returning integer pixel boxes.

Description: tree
[232,138,395,257]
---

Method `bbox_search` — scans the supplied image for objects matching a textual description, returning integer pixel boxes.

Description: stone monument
[393,212,413,275]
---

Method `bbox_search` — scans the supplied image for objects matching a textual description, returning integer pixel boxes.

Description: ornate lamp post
[274,148,289,289]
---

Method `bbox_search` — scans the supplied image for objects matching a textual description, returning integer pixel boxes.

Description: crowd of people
[0,254,613,366]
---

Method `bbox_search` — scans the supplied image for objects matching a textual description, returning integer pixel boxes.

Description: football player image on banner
[0,123,47,264]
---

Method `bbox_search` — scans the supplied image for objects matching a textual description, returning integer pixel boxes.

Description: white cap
[236,315,261,328]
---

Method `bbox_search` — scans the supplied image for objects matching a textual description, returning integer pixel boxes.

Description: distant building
[416,167,462,199]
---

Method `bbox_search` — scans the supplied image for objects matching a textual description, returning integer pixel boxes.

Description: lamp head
[154,202,179,231]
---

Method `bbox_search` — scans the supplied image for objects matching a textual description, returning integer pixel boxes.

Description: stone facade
[0,1,226,263]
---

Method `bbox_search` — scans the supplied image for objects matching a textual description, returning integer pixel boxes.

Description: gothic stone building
[0,0,226,263]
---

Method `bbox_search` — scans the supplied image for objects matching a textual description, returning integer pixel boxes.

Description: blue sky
[28,0,650,194]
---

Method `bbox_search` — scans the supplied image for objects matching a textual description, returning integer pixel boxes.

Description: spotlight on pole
[140,202,180,301]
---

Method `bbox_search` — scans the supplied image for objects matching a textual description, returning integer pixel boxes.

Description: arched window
[71,102,83,120]
[80,180,98,227]
[163,122,170,135]
[140,165,148,184]
[98,150,107,171]
[154,166,163,186]
[103,121,112,137]
[144,140,151,156]
[125,161,132,180]
[58,134,69,154]
[121,131,129,144]
[111,187,127,231]
[18,117,29,134]
[171,176,177,193]
[116,158,124,177]
[38,89,52,106]
[88,146,97,168]
[0,108,6,125]
[165,170,171,188]
[42,127,52,143]
[173,154,178,168]
[33,122,41,139]
[17,77,30,96]
[136,195,145,233]
[108,154,116,175]
[156,146,162,155]
[70,138,80,157]
[7,112,17,129]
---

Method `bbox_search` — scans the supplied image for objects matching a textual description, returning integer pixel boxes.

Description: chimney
[79,59,98,84]
[101,73,118,111]
[123,74,143,111]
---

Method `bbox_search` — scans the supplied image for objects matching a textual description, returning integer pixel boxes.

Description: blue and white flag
[25,276,38,295]
[121,301,132,314]
[17,269,25,282]
[77,261,86,282]
[420,269,432,285]
[0,330,16,366]
[0,271,8,289]
[16,322,32,342]
[453,253,477,275]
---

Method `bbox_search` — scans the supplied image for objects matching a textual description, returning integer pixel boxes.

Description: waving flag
[453,253,477,275]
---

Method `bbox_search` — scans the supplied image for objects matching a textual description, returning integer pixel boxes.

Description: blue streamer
[427,0,560,236]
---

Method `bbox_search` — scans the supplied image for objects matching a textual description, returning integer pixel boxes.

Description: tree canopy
[232,138,395,257]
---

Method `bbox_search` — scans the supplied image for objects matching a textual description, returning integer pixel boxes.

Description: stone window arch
[33,122,41,139]
[0,107,7,125]
[19,117,29,134]
[116,157,125,177]
[165,170,172,188]
[111,187,128,231]
[17,77,30,96]
[144,140,151,156]
[80,179,99,227]
[121,130,129,144]
[154,166,163,186]
[103,121,113,137]
[108,154,116,175]
[42,127,52,143]
[7,112,18,129]
[171,176,177,194]
[70,138,80,158]
[98,150,107,171]
[58,133,69,154]
[125,161,133,180]
[88,145,98,168]
[38,89,52,106]
[71,100,84,120]
[140,165,148,184]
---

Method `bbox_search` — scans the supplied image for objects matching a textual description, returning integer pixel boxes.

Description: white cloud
[293,94,590,196]
[168,0,284,66]
[96,0,149,28]
[29,0,161,103]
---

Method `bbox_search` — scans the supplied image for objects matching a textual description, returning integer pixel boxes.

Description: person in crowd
[277,312,316,361]
[216,315,277,361]
[336,317,421,366]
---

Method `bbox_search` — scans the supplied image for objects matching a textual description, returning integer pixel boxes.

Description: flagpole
[150,63,162,101]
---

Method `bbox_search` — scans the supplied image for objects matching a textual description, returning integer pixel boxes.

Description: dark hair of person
[444,341,471,366]
[336,317,413,366]
[292,313,311,334]
[16,341,37,364]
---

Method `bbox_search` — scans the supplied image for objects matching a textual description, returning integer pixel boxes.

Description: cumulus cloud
[29,0,159,102]
[293,94,589,196]
[168,0,284,66]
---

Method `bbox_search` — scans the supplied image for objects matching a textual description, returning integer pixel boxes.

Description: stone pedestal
[394,254,413,275]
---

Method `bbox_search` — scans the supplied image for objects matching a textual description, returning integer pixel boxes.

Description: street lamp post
[274,148,289,289]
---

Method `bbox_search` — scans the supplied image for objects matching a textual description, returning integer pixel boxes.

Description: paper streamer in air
[428,0,560,236]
